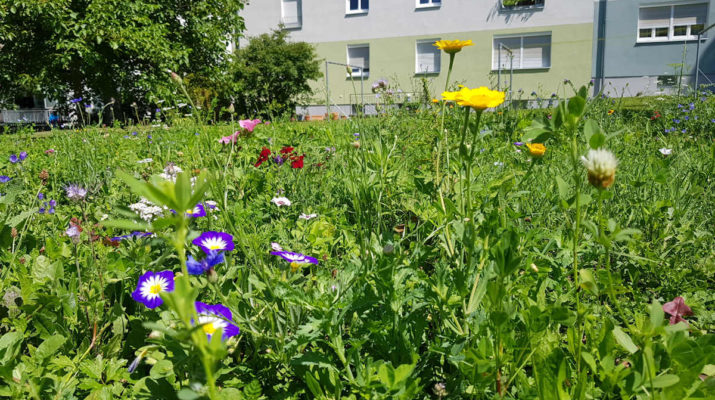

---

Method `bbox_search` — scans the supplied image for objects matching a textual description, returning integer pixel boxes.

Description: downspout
[594,0,607,94]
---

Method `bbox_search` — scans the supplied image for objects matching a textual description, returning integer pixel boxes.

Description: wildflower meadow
[0,45,714,399]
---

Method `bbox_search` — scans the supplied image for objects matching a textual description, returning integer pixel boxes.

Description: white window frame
[346,44,370,78]
[415,39,441,74]
[280,0,302,29]
[416,0,441,10]
[637,2,708,43]
[491,32,552,71]
[346,0,368,15]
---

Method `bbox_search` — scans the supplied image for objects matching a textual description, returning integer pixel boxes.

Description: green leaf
[613,326,638,354]
[35,334,66,361]
[650,374,680,388]
[177,388,200,400]
[581,352,597,373]
[567,96,586,119]
[589,132,606,149]
[649,300,664,329]
[579,269,598,296]
[149,359,173,379]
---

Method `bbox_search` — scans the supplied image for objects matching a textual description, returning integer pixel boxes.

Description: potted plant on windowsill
[501,0,545,10]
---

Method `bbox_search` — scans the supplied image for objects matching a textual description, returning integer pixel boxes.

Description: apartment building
[594,0,714,96]
[239,0,596,115]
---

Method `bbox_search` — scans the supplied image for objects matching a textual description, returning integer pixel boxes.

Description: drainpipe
[594,0,607,95]
[694,23,715,92]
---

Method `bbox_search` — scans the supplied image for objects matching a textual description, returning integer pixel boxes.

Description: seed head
[581,149,618,189]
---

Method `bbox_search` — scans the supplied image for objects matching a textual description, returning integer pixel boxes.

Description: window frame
[416,0,441,10]
[280,0,302,29]
[491,32,552,71]
[346,0,369,15]
[415,39,442,75]
[637,2,708,43]
[346,44,370,78]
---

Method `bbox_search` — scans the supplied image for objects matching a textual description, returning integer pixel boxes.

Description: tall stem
[570,134,583,376]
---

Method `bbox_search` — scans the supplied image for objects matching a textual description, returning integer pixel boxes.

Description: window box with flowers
[500,0,544,11]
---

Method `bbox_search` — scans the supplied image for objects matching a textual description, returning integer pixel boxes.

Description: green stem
[570,134,583,377]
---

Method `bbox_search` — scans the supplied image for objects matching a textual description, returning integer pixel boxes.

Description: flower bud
[581,149,618,189]
[207,267,218,283]
[170,71,182,83]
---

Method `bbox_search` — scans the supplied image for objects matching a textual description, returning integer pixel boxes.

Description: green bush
[227,29,322,119]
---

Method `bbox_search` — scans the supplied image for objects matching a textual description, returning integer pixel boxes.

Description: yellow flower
[434,40,474,55]
[607,109,615,115]
[525,143,546,158]
[431,98,439,103]
[441,87,505,110]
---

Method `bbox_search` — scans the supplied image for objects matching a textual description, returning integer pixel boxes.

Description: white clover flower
[581,149,618,189]
[658,148,672,156]
[299,213,317,220]
[271,197,291,207]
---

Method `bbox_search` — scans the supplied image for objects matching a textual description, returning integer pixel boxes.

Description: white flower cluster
[159,164,183,182]
[129,198,166,222]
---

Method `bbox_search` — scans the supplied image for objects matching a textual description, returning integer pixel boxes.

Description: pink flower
[45,149,55,155]
[663,296,693,325]
[239,119,262,133]
[218,132,239,144]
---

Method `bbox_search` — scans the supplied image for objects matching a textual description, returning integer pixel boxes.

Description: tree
[229,29,322,119]
[0,0,245,116]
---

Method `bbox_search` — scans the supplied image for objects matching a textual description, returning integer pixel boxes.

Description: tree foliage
[229,29,322,119]
[0,0,245,111]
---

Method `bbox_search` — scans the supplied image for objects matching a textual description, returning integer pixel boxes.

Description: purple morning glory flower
[270,251,319,265]
[711,119,715,123]
[124,135,129,139]
[132,131,138,136]
[111,231,153,242]
[684,116,689,121]
[70,97,82,104]
[19,152,27,161]
[131,270,175,309]
[681,129,687,133]
[186,251,225,275]
[38,193,44,200]
[0,176,10,183]
[38,206,45,214]
[194,302,240,341]
[513,142,524,146]
[65,184,87,201]
[689,103,695,110]
[193,231,234,254]
[49,199,56,207]
[185,203,206,218]
[674,119,680,124]
[677,104,683,108]
[9,154,18,163]
[273,156,284,165]
[147,134,152,139]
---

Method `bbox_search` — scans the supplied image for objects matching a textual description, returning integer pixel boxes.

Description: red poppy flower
[254,147,272,167]
[291,155,304,169]
[280,146,294,154]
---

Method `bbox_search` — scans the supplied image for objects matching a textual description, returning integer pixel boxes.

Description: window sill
[415,71,440,76]
[346,73,370,79]
[281,22,302,30]
[490,67,550,72]
[636,37,706,44]
[415,5,441,10]
[345,10,368,16]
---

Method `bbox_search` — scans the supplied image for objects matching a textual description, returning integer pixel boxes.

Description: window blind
[638,7,670,29]
[416,42,440,73]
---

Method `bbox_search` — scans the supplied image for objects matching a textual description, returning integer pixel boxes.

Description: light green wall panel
[305,23,594,110]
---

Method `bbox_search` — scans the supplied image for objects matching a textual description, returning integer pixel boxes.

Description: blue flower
[9,154,18,163]
[194,302,240,341]
[674,119,680,124]
[132,270,175,309]
[38,193,44,200]
[19,152,27,161]
[193,231,235,254]
[0,176,10,183]
[186,251,225,275]
[70,97,83,104]
[132,131,138,136]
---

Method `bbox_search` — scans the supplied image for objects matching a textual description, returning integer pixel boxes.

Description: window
[501,0,544,8]
[416,0,441,9]
[347,0,368,14]
[416,40,441,74]
[347,45,370,78]
[281,0,302,29]
[638,3,707,42]
[493,34,551,70]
